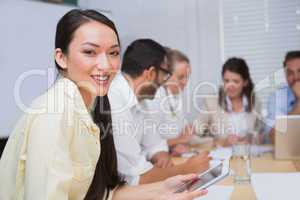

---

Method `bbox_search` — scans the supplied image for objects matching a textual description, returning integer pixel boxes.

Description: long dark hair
[219,57,255,112]
[86,96,125,200]
[54,9,124,200]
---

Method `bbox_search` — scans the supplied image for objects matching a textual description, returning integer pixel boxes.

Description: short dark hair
[283,51,300,67]
[121,39,167,78]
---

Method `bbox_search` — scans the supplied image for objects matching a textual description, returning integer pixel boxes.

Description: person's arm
[193,97,211,136]
[113,174,208,200]
[288,82,300,115]
[288,101,300,115]
[253,97,264,144]
[24,113,73,199]
[264,92,281,144]
[269,127,275,144]
[151,151,174,168]
[141,117,172,168]
[167,124,194,147]
[167,138,185,147]
[265,88,298,144]
[139,152,210,184]
[111,110,154,185]
[113,181,167,200]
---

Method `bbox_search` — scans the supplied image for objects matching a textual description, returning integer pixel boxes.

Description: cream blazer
[0,78,114,200]
[193,96,262,136]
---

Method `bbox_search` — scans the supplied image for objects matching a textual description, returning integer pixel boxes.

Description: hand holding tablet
[175,160,229,193]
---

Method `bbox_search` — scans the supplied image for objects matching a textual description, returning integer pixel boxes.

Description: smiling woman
[0,9,207,200]
[54,18,121,102]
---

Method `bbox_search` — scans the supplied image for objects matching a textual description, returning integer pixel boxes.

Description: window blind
[221,0,300,111]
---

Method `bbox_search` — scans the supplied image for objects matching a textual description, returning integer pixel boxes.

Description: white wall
[0,0,223,137]
[0,0,75,137]
[79,0,223,120]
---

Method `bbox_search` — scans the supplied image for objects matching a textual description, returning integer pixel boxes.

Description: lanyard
[164,87,178,117]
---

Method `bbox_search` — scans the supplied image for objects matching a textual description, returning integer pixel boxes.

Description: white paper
[209,147,232,160]
[195,185,234,200]
[252,173,300,200]
[209,145,274,160]
[251,145,273,156]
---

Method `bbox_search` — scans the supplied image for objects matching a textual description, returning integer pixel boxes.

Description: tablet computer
[175,160,229,193]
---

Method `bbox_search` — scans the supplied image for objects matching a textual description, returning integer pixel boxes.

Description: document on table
[251,145,273,156]
[209,147,232,160]
[195,185,234,200]
[252,173,300,200]
[209,145,274,160]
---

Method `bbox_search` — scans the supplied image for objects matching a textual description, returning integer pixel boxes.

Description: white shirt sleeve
[141,129,169,160]
[111,110,153,185]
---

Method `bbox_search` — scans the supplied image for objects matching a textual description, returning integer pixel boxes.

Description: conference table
[172,143,299,200]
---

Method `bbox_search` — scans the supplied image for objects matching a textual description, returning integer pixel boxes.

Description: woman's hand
[112,174,207,200]
[157,174,208,200]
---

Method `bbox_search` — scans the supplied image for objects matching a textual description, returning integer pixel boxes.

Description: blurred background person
[264,51,300,144]
[109,40,210,185]
[144,48,194,156]
[193,57,263,146]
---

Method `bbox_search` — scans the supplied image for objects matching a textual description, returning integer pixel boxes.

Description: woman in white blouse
[193,57,263,146]
[0,9,207,200]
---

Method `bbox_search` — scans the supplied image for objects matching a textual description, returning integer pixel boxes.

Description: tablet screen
[175,163,223,192]
[188,163,222,191]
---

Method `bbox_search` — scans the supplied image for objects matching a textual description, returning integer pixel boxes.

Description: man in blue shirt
[265,51,300,143]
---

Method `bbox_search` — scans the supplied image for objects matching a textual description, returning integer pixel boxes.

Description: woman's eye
[83,50,96,56]
[110,51,120,56]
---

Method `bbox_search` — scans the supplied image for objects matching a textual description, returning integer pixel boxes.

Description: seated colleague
[193,57,263,146]
[0,9,207,200]
[265,51,300,144]
[144,48,194,156]
[108,39,210,185]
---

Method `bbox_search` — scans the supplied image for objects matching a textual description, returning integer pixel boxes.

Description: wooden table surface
[172,145,299,200]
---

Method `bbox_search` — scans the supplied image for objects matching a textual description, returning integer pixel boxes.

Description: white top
[227,112,250,136]
[193,95,262,137]
[225,95,256,136]
[108,73,168,185]
[143,87,187,139]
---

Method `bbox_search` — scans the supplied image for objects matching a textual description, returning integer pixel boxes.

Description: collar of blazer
[58,77,100,136]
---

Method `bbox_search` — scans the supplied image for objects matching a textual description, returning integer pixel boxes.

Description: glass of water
[230,140,251,183]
